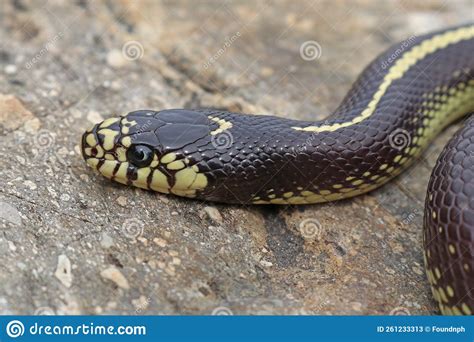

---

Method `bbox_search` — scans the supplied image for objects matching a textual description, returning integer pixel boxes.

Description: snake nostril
[90,147,98,156]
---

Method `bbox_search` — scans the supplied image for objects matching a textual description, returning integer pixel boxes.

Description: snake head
[81,109,216,197]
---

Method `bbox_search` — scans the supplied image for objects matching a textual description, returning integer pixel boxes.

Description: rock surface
[0,0,471,315]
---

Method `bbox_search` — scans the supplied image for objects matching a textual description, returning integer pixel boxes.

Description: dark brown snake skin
[424,115,474,315]
[81,24,474,314]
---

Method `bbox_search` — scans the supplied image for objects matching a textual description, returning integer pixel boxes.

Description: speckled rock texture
[0,0,472,315]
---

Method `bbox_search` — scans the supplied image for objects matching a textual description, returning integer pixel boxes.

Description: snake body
[81,24,474,314]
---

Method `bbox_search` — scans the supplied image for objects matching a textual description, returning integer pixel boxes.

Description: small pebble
[116,196,127,207]
[4,64,17,74]
[107,49,127,68]
[204,206,223,224]
[100,267,130,289]
[100,233,114,249]
[24,180,37,190]
[153,238,167,247]
[87,110,103,124]
[54,254,73,288]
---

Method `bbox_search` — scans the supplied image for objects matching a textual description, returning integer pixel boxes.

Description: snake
[81,23,474,315]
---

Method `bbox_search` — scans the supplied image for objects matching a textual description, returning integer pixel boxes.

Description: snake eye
[127,145,154,167]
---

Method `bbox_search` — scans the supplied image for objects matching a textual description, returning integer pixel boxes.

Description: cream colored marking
[100,117,119,128]
[86,158,99,169]
[452,306,462,316]
[288,196,307,204]
[99,160,117,178]
[446,286,454,298]
[104,153,115,160]
[448,244,456,254]
[122,118,137,127]
[84,147,92,157]
[362,171,371,177]
[172,189,197,197]
[150,170,170,193]
[190,174,208,189]
[270,198,287,204]
[122,136,132,147]
[434,267,441,279]
[208,116,233,135]
[332,184,343,189]
[283,192,294,198]
[98,129,119,151]
[268,194,276,199]
[379,164,388,171]
[461,303,472,315]
[432,211,437,219]
[114,162,130,183]
[352,179,364,186]
[116,147,127,162]
[438,287,448,303]
[86,133,97,146]
[167,160,186,170]
[301,190,315,196]
[132,167,151,189]
[172,168,197,190]
[292,25,474,132]
[161,153,177,164]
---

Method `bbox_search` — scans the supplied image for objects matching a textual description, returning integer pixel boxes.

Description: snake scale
[81,23,474,315]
